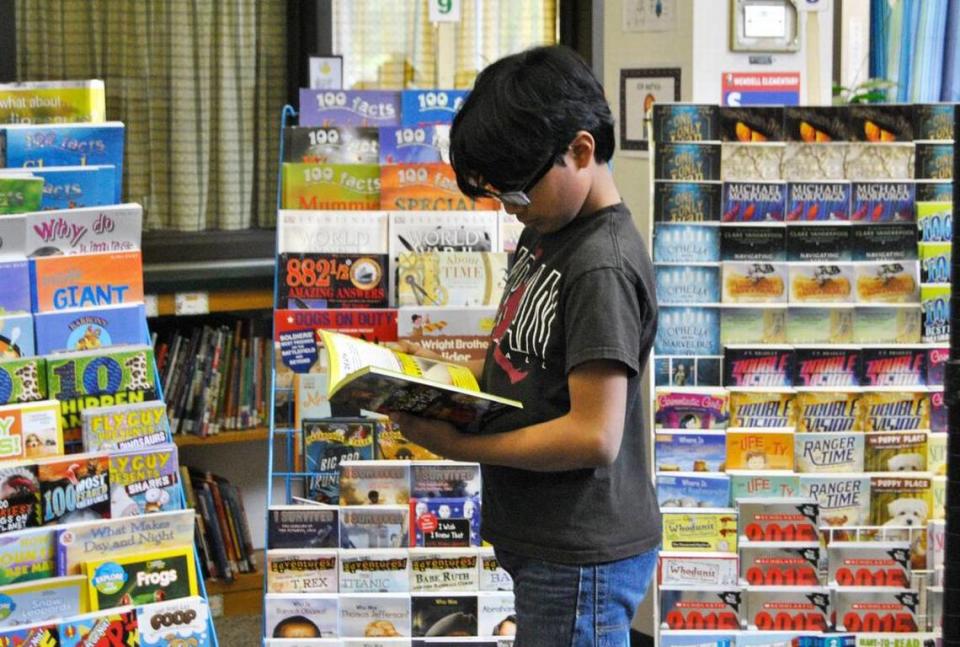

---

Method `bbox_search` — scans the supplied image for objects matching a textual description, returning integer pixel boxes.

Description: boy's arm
[393,359,628,472]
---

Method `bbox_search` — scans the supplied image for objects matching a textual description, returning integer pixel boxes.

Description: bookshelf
[174,427,271,448]
[204,550,265,618]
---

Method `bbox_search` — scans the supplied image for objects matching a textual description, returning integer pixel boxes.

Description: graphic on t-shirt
[489,245,561,383]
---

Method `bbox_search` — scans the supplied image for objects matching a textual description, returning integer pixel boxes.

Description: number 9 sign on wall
[429,0,462,22]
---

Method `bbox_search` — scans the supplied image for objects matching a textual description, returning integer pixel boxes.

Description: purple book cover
[0,261,30,314]
[927,347,948,386]
[851,181,915,223]
[34,303,146,355]
[299,90,400,127]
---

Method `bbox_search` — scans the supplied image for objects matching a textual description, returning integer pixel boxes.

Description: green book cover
[281,163,380,210]
[0,177,43,214]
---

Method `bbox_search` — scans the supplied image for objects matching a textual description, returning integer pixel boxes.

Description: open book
[320,330,521,427]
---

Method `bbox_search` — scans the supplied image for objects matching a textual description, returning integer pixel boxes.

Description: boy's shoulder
[559,204,648,279]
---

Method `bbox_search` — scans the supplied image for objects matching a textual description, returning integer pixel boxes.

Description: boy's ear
[570,130,595,168]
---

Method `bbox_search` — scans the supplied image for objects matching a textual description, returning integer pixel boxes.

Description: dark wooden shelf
[174,428,270,448]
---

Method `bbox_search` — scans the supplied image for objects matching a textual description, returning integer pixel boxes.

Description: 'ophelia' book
[320,330,520,427]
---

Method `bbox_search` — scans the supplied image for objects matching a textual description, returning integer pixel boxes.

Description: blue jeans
[494,546,658,647]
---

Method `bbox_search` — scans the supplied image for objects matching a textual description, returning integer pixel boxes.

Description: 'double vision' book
[320,330,521,427]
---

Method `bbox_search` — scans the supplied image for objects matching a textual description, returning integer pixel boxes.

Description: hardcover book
[786,224,852,262]
[654,388,729,430]
[108,444,182,517]
[720,305,786,345]
[854,305,921,344]
[0,400,62,460]
[844,142,915,180]
[792,346,861,388]
[827,541,910,588]
[919,242,950,283]
[851,224,918,263]
[722,182,786,222]
[658,552,739,587]
[0,527,55,585]
[851,182,915,223]
[722,262,787,303]
[411,593,478,638]
[654,431,726,472]
[138,596,213,647]
[0,80,105,124]
[39,453,110,525]
[860,346,927,388]
[723,346,794,388]
[266,549,337,594]
[265,593,339,639]
[339,593,412,638]
[728,389,795,428]
[655,264,720,304]
[794,391,860,433]
[397,307,496,364]
[277,210,389,255]
[339,461,410,506]
[737,498,819,542]
[655,306,721,356]
[849,105,914,141]
[380,163,498,211]
[739,543,821,586]
[299,89,400,127]
[23,203,142,256]
[0,463,41,534]
[278,252,389,309]
[786,306,853,344]
[283,125,380,164]
[0,575,88,628]
[794,432,864,473]
[0,176,41,214]
[400,90,468,126]
[742,586,830,632]
[722,143,787,181]
[652,104,719,142]
[914,142,953,180]
[725,430,794,471]
[786,182,851,222]
[785,106,851,142]
[869,475,932,527]
[281,163,381,211]
[780,143,847,181]
[410,496,481,547]
[653,223,721,262]
[656,473,730,509]
[34,303,146,355]
[661,508,738,552]
[832,587,919,633]
[81,400,170,452]
[857,390,928,432]
[55,509,196,576]
[85,545,198,610]
[30,250,143,313]
[396,251,508,307]
[0,313,33,358]
[379,125,448,165]
[339,549,409,594]
[718,106,784,142]
[409,548,479,593]
[720,226,786,261]
[659,586,740,630]
[340,506,409,549]
[653,181,722,222]
[267,505,339,550]
[655,143,721,181]
[788,263,854,303]
[854,261,919,303]
[303,418,376,504]
[5,165,115,211]
[798,474,871,527]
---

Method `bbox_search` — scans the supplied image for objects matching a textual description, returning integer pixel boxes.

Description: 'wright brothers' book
[320,330,521,427]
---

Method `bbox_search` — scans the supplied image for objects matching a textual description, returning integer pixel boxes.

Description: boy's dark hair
[450,45,614,199]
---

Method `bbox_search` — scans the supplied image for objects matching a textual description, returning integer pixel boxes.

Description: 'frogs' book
[108,444,182,518]
[85,545,198,611]
[34,303,145,355]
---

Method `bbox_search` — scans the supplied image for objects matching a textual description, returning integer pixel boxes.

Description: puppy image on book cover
[319,330,520,427]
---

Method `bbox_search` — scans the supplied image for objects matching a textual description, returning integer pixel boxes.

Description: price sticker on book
[429,0,461,22]
[174,292,209,316]
[144,294,159,318]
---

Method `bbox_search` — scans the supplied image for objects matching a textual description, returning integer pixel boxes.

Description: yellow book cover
[725,429,795,471]
[795,390,861,433]
[320,329,520,427]
[728,389,795,428]
[281,163,380,210]
[856,390,929,432]
[869,474,933,529]
[397,252,509,307]
[661,509,738,553]
[0,80,105,124]
[84,545,197,611]
[0,400,63,461]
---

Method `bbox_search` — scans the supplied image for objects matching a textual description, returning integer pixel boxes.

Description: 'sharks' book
[320,330,521,427]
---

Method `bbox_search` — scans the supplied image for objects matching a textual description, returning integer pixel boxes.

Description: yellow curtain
[332,0,557,90]
[15,0,287,231]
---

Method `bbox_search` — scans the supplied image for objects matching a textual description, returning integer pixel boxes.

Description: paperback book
[653,181,722,222]
[0,400,62,460]
[921,284,949,343]
[266,549,338,594]
[723,142,787,181]
[281,163,381,211]
[656,473,730,508]
[340,506,409,549]
[723,347,794,388]
[339,461,410,506]
[729,472,800,500]
[108,444,182,517]
[916,201,952,243]
[0,176,41,215]
[919,242,951,283]
[33,303,146,355]
[339,593,412,638]
[137,596,213,647]
[0,575,88,628]
[265,593,339,639]
[410,462,480,500]
[0,463,41,534]
[278,252,389,309]
[379,125,448,164]
[725,430,794,471]
[477,592,515,638]
[915,142,953,180]
[30,250,144,313]
[655,265,720,304]
[788,263,854,303]
[728,390,795,428]
[827,541,910,588]
[720,305,787,345]
[798,474,871,527]
[794,432,864,473]
[396,251,508,307]
[658,552,739,587]
[277,210,389,255]
[786,182,851,222]
[339,549,409,593]
[654,389,729,430]
[397,307,496,364]
[832,587,919,633]
[0,261,30,314]
[59,606,139,647]
[409,549,479,592]
[654,431,726,472]
[411,593,478,638]
[655,306,721,356]
[410,496,481,548]
[400,89,468,126]
[655,143,721,181]
[851,182,915,223]
[479,548,512,592]
[721,181,786,222]
[864,432,928,473]
[720,226,786,262]
[854,261,919,303]
[0,527,55,585]
[739,543,821,586]
[792,346,860,389]
[283,125,380,164]
[854,305,922,344]
[267,505,339,550]
[0,313,33,358]
[652,104,719,142]
[303,418,376,504]
[0,79,105,124]
[84,545,198,610]
[718,106,784,142]
[7,165,115,211]
[851,224,918,262]
[380,163,498,211]
[659,586,741,630]
[785,305,854,344]
[722,262,787,303]
[661,508,738,552]
[38,453,110,525]
[81,400,170,452]
[298,89,400,128]
[737,498,819,543]
[794,391,860,433]
[742,586,830,632]
[653,223,721,263]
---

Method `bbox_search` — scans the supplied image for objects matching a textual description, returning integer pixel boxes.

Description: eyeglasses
[483,147,566,208]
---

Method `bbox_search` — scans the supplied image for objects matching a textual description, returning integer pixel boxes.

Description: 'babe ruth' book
[30,250,143,313]
[265,593,339,639]
[477,591,515,637]
[742,586,831,632]
[737,498,818,543]
[828,541,910,588]
[798,474,871,527]
[39,453,110,525]
[0,175,42,215]
[282,163,381,210]
[283,125,380,164]
[34,303,146,355]
[832,587,919,633]
[55,508,196,576]
[851,182,915,223]
[725,430,794,472]
[81,400,170,452]
[24,204,143,256]
[661,508,738,553]
[266,549,337,593]
[729,472,800,501]
[722,181,786,222]
[339,461,410,506]
[398,307,496,364]
[410,548,479,592]
[794,432,864,473]
[0,575,87,628]
[396,251,508,307]
[0,261,30,314]
[654,181,723,222]
[721,262,787,303]
[339,549,410,593]
[339,592,412,638]
[654,388,729,430]
[655,143,721,181]
[919,242,951,283]
[786,305,853,344]
[655,264,720,304]
[278,252,389,309]
[321,330,521,427]
[659,585,740,630]
[655,305,721,356]
[792,346,861,389]
[299,89,400,128]
[656,473,730,509]
[654,431,726,472]
[720,226,786,262]
[723,346,794,388]
[854,305,922,344]
[788,263,854,303]
[400,89,468,126]
[658,552,739,587]
[720,305,787,345]
[652,104,719,142]
[340,506,409,549]
[277,210,389,255]
[787,181,851,222]
[479,548,512,592]
[380,125,449,165]
[267,505,339,550]
[84,545,199,610]
[739,543,821,586]
[137,596,213,647]
[108,444,182,518]
[916,201,952,243]
[653,223,721,263]
[719,106,785,142]
[915,142,953,180]
[0,400,62,461]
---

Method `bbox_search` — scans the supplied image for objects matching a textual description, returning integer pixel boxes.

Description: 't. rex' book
[320,330,521,427]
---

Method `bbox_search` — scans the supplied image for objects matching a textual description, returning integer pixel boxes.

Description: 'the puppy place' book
[320,330,520,427]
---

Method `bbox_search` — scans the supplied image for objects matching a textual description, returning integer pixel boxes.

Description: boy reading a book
[390,45,660,646]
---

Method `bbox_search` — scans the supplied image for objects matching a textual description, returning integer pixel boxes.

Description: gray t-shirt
[478,202,660,564]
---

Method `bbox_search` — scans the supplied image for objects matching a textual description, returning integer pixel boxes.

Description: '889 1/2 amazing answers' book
[319,330,520,427]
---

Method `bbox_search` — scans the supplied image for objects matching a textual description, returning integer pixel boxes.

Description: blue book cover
[851,181,915,223]
[659,633,734,647]
[400,90,468,126]
[655,306,721,356]
[0,261,30,314]
[303,418,376,504]
[656,473,731,508]
[33,303,145,355]
[411,496,481,547]
[26,165,115,210]
[656,265,721,304]
[2,123,125,202]
[787,181,851,221]
[379,125,448,164]
[299,90,400,127]
[653,223,721,263]
[654,431,726,472]
[0,313,33,358]
[722,181,786,222]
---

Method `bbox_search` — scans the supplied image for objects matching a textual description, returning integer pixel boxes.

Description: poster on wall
[721,71,801,106]
[620,68,682,152]
[623,0,677,32]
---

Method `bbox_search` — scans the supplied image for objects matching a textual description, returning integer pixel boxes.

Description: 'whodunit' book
[320,330,520,427]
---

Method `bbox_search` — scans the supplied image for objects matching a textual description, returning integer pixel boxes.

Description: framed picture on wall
[309,55,344,90]
[619,67,681,152]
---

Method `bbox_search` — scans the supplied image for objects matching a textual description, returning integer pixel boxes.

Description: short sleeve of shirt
[563,267,646,377]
